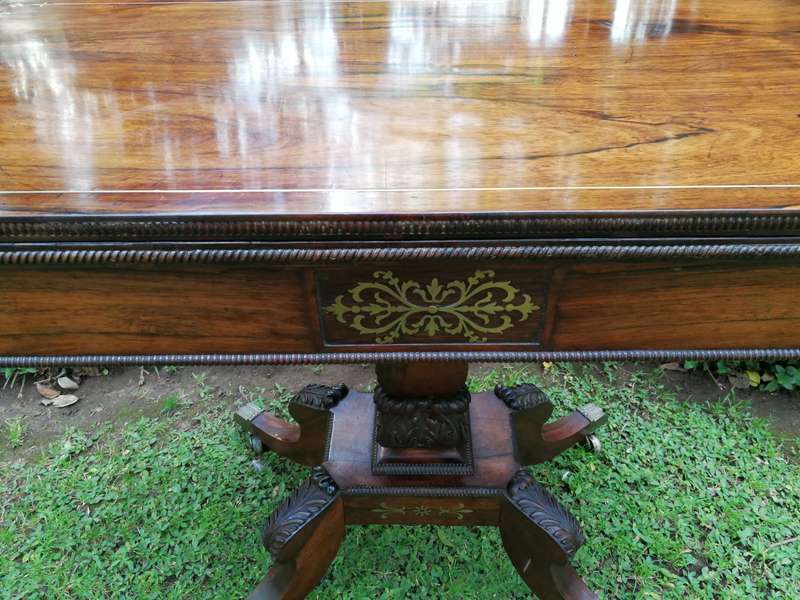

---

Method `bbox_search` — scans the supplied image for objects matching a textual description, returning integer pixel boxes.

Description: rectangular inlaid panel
[343,495,501,527]
[316,267,552,347]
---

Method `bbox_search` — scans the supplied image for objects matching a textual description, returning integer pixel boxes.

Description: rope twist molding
[1,349,799,367]
[1,243,800,265]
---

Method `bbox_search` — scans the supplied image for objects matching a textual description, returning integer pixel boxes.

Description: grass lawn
[1,364,798,599]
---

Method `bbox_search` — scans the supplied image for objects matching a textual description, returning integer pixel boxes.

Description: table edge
[3,209,800,241]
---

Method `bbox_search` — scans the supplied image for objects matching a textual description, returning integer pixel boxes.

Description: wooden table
[2,1,800,598]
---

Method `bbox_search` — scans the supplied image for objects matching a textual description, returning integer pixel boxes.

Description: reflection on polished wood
[3,4,800,599]
[2,0,800,215]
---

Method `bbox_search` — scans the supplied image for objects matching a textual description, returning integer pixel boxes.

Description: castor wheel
[249,434,264,455]
[234,404,268,455]
[583,433,602,454]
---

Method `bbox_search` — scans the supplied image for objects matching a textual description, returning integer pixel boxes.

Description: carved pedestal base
[235,369,605,600]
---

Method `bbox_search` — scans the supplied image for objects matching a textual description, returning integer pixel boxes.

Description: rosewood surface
[1,0,800,223]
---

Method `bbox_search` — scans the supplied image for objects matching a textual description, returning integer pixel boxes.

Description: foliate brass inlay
[371,501,474,520]
[324,270,540,344]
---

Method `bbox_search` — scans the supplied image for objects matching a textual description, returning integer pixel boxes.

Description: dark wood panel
[343,494,500,526]
[2,0,800,214]
[1,190,800,218]
[553,262,800,349]
[0,265,317,355]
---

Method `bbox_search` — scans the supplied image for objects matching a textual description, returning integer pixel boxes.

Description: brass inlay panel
[371,501,474,520]
[323,270,540,344]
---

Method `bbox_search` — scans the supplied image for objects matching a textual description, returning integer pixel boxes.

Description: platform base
[235,363,606,600]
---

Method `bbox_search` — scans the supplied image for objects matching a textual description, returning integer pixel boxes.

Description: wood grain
[325,390,518,492]
[553,261,800,349]
[0,265,318,355]
[2,0,800,216]
[1,260,799,355]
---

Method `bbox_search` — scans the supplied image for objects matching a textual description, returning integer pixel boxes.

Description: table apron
[0,258,797,357]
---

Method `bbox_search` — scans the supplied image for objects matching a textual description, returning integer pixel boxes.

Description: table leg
[235,384,348,466]
[495,383,607,465]
[500,469,597,600]
[248,467,345,600]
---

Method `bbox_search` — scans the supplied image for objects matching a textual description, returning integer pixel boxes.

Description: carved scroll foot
[235,384,347,466]
[495,383,607,465]
[500,470,597,600]
[248,467,345,600]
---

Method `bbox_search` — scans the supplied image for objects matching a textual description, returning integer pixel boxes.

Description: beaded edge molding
[344,486,503,498]
[1,349,799,367]
[2,243,800,265]
[4,214,800,241]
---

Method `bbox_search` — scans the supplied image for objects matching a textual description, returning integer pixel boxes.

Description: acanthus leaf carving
[262,467,339,561]
[495,382,551,411]
[291,383,348,410]
[374,385,471,449]
[506,469,585,559]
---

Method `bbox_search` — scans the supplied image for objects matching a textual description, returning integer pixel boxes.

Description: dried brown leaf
[36,381,61,400]
[660,362,685,372]
[57,376,80,391]
[52,394,79,408]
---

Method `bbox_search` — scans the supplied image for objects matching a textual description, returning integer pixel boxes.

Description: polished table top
[1,0,800,217]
